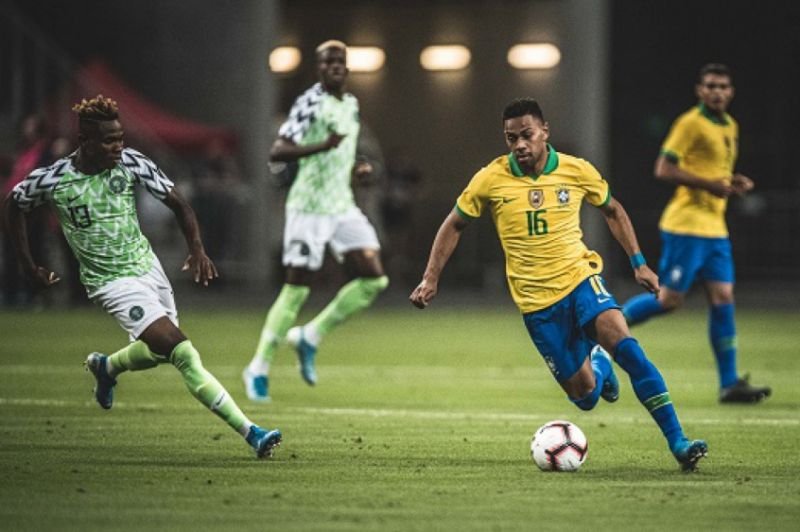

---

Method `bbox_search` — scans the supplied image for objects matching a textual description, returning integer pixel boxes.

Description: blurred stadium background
[2,0,799,310]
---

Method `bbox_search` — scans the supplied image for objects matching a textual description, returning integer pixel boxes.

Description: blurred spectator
[380,153,422,284]
[1,115,59,307]
[190,138,245,267]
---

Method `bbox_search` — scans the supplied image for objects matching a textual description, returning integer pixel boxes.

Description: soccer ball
[530,420,588,472]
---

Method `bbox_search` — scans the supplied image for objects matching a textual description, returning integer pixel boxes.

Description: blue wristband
[630,252,646,269]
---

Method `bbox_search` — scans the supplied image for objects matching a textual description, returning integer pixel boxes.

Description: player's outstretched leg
[85,353,117,409]
[244,284,310,401]
[84,340,164,409]
[171,340,281,457]
[613,336,707,471]
[289,276,388,385]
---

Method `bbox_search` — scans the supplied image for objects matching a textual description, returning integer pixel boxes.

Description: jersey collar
[698,103,729,125]
[509,144,559,179]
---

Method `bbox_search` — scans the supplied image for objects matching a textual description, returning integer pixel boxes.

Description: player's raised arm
[162,187,218,286]
[410,209,469,309]
[597,197,659,294]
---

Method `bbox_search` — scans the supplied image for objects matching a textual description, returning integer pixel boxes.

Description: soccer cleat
[672,438,708,472]
[246,425,282,458]
[85,353,117,410]
[242,368,271,403]
[719,374,772,404]
[591,345,619,403]
[286,326,318,385]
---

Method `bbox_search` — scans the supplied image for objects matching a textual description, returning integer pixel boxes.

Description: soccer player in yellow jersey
[622,63,770,404]
[410,98,707,471]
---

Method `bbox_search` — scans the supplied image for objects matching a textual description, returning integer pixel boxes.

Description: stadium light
[507,43,561,69]
[420,45,471,71]
[269,46,302,73]
[347,47,386,73]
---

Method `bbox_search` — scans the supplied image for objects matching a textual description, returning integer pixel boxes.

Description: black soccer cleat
[719,374,771,404]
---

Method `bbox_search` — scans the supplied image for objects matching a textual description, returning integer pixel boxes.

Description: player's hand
[182,251,219,287]
[352,160,374,184]
[731,173,754,196]
[410,278,438,309]
[324,131,345,150]
[27,266,60,289]
[634,265,660,295]
[706,180,733,198]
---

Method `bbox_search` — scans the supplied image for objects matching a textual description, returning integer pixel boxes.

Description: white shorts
[283,207,381,271]
[89,258,179,341]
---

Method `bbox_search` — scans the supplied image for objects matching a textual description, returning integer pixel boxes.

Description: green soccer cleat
[672,438,708,472]
[719,374,771,404]
[85,353,117,410]
[287,326,318,386]
[246,426,282,458]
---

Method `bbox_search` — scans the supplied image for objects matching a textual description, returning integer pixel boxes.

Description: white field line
[0,397,798,426]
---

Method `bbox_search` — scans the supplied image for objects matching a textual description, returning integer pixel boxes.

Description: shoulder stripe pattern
[12,159,69,212]
[278,83,325,144]
[121,148,174,200]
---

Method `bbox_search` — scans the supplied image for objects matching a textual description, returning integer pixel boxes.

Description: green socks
[107,340,164,376]
[252,284,310,366]
[171,340,252,436]
[307,276,389,340]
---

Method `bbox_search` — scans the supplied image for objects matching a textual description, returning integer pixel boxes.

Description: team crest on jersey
[556,187,570,204]
[129,305,144,321]
[109,175,126,194]
[529,189,544,209]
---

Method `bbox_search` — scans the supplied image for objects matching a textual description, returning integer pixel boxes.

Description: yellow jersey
[456,145,610,313]
[659,104,739,238]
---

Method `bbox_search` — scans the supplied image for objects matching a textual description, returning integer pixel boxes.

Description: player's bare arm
[654,155,733,198]
[269,132,344,163]
[162,188,218,286]
[731,172,754,195]
[410,210,469,309]
[598,197,659,294]
[2,193,60,288]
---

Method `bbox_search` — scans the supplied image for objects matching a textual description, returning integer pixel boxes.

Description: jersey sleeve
[455,167,491,220]
[121,148,174,200]
[10,159,69,212]
[277,86,324,144]
[578,159,611,207]
[660,114,697,163]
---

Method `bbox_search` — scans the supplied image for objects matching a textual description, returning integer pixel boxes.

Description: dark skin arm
[162,188,218,286]
[409,209,469,308]
[654,155,754,198]
[2,192,60,289]
[598,197,659,294]
[269,132,344,163]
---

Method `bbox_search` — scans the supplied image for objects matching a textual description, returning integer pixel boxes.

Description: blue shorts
[658,231,734,292]
[522,275,620,383]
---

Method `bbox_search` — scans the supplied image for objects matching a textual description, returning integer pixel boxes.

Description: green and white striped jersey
[11,148,174,290]
[278,82,360,214]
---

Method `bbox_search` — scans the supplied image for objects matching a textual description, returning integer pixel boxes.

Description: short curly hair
[72,94,119,123]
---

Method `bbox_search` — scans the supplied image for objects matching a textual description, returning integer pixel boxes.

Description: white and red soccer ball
[530,420,588,472]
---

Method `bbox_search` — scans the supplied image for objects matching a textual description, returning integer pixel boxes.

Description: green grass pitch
[1,305,798,531]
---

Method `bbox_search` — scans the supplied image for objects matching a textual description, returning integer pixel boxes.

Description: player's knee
[170,340,203,373]
[659,291,683,311]
[571,392,599,411]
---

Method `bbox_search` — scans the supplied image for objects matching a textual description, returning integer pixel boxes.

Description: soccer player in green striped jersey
[243,40,388,402]
[4,95,281,458]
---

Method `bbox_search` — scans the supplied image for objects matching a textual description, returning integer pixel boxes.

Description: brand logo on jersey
[529,189,544,209]
[109,175,126,194]
[129,305,144,321]
[556,187,570,204]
